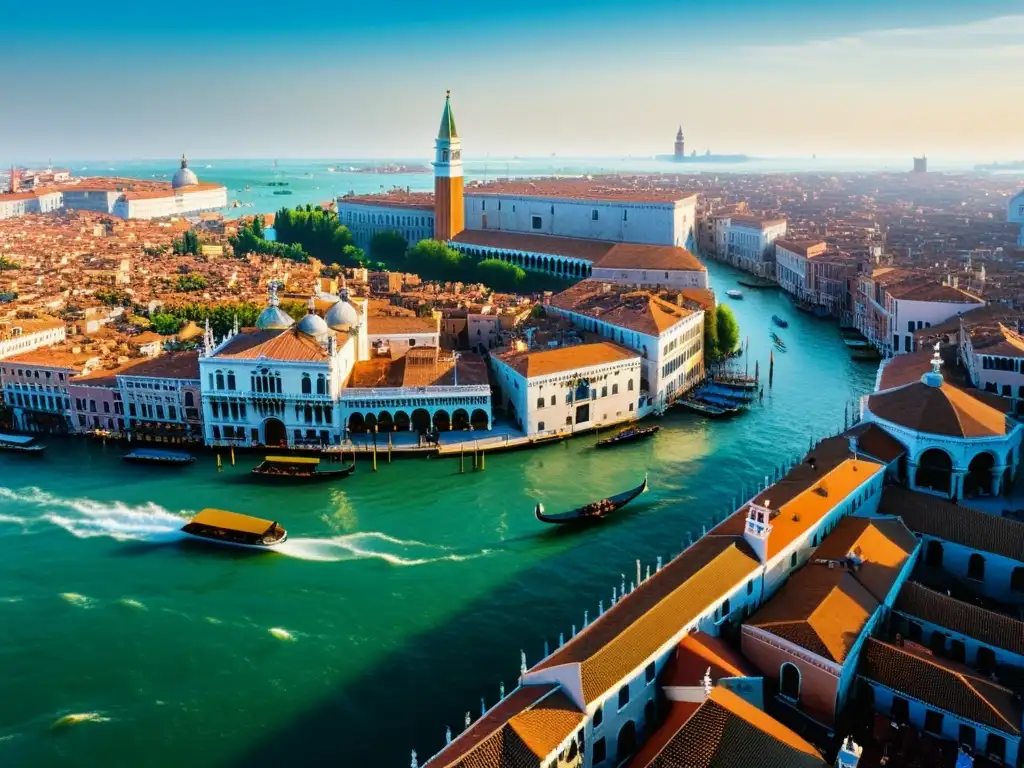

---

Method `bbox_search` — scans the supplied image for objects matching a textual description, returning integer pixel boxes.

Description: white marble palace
[199,284,492,448]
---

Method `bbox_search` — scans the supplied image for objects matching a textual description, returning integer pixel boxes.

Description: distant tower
[913,155,928,173]
[674,126,685,159]
[433,90,464,241]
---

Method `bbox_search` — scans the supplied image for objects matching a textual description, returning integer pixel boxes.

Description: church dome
[172,154,199,189]
[325,297,359,330]
[256,305,294,330]
[296,297,330,341]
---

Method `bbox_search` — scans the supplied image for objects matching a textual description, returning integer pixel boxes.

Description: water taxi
[180,509,287,550]
[0,433,46,453]
[535,475,648,525]
[251,455,355,482]
[123,448,195,466]
[726,289,743,299]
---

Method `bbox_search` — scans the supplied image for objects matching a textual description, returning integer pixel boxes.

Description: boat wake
[276,532,491,566]
[50,712,111,729]
[0,486,188,542]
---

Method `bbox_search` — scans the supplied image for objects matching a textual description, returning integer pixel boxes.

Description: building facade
[724,216,788,277]
[336,196,435,251]
[0,317,66,360]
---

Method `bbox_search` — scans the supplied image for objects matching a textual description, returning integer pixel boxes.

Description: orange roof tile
[214,328,333,363]
[549,280,695,336]
[663,632,758,688]
[774,239,827,257]
[452,230,613,262]
[810,517,918,602]
[115,351,200,380]
[507,690,583,759]
[496,341,637,378]
[465,179,696,204]
[868,381,1008,438]
[594,243,705,273]
[367,315,439,335]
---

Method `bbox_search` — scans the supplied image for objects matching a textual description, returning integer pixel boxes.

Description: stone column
[906,461,918,491]
[992,466,1007,497]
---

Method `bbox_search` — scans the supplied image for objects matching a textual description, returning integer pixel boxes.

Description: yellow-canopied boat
[180,509,287,550]
[250,455,355,482]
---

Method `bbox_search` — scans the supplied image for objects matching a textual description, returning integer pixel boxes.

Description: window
[924,710,943,735]
[592,737,606,764]
[612,383,618,395]
[987,734,1006,763]
[301,375,311,395]
[948,638,966,663]
[968,553,986,582]
[531,216,541,230]
[746,579,754,595]
[168,406,177,420]
[645,662,656,684]
[907,620,923,643]
[537,397,545,409]
[215,372,224,390]
[959,724,976,749]
[550,395,556,406]
[593,705,603,728]
[601,386,607,398]
[537,421,545,431]
[907,321,915,332]
[790,551,798,569]
[591,209,599,221]
[891,696,909,722]
[628,379,634,391]
[156,405,164,419]
[227,372,235,390]
[977,646,996,675]
[617,684,629,710]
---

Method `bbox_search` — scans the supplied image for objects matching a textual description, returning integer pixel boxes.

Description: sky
[4,0,1023,162]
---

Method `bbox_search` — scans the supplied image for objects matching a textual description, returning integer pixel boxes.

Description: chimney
[835,737,863,768]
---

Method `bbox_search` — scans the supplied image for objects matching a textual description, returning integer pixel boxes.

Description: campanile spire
[433,89,465,241]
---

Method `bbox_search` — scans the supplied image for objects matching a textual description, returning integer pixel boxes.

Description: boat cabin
[253,456,323,477]
[182,508,286,546]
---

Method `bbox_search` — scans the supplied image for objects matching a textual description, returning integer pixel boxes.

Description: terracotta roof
[885,280,983,304]
[716,458,885,561]
[851,423,906,464]
[895,581,1024,656]
[774,239,827,257]
[868,381,1008,438]
[549,280,695,336]
[71,358,152,387]
[974,322,1024,357]
[912,304,1020,342]
[875,346,1011,412]
[662,632,758,689]
[747,565,877,663]
[337,191,435,211]
[214,328,333,363]
[367,315,439,335]
[879,486,1024,563]
[531,536,760,703]
[495,341,638,379]
[115,351,200,380]
[0,316,64,336]
[452,230,613,262]
[422,684,580,768]
[859,638,1022,735]
[2,347,93,369]
[594,243,705,273]
[814,516,918,601]
[464,179,696,204]
[728,215,787,229]
[631,687,826,768]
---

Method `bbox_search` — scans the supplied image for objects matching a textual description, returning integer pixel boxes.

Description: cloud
[746,14,1024,59]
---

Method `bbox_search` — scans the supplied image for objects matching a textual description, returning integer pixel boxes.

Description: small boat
[596,425,660,448]
[770,332,787,352]
[535,475,648,525]
[123,448,195,466]
[251,455,355,482]
[726,289,743,299]
[272,190,293,196]
[772,315,789,328]
[180,509,287,550]
[0,433,45,453]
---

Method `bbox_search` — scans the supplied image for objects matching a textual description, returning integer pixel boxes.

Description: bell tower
[433,89,465,241]
[674,126,685,159]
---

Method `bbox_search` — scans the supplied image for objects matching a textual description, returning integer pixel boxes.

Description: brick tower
[433,90,464,241]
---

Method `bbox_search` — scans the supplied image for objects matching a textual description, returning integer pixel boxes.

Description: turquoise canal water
[0,261,877,767]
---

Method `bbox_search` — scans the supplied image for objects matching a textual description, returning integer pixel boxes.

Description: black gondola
[251,456,355,482]
[596,425,660,448]
[535,475,648,524]
[772,315,789,328]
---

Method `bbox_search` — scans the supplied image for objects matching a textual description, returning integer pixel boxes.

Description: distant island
[655,153,751,164]
[976,160,1024,172]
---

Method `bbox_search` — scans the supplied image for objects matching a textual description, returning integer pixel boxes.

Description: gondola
[596,425,660,448]
[251,455,355,482]
[535,475,648,524]
[772,315,789,328]
[123,448,195,466]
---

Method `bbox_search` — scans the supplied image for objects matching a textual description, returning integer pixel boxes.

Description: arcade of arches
[345,407,490,434]
[911,446,1013,500]
[453,245,594,279]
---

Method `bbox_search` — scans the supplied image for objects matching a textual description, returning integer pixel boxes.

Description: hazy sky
[5,0,1023,161]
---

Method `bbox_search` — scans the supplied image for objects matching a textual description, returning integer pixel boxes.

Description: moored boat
[678,397,735,417]
[596,425,660,448]
[0,433,45,453]
[180,509,287,550]
[123,448,195,466]
[726,289,743,299]
[535,475,648,524]
[251,455,355,481]
[772,315,789,328]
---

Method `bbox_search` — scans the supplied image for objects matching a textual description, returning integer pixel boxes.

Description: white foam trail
[50,712,111,729]
[0,513,26,525]
[0,486,188,541]
[268,627,295,641]
[276,532,491,566]
[60,592,95,608]
[119,598,147,610]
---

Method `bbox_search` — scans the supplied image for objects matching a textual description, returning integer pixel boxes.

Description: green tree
[474,259,526,293]
[280,300,308,322]
[0,257,21,271]
[228,218,308,263]
[406,239,465,282]
[703,303,719,360]
[150,313,185,335]
[370,230,409,268]
[341,244,367,267]
[172,230,201,256]
[715,304,740,356]
[176,274,208,292]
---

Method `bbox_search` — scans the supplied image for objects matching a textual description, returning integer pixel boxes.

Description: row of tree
[272,206,363,264]
[229,215,309,262]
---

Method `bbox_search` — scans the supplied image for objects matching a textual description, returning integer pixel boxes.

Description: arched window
[628,379,634,391]
[316,374,326,395]
[215,371,224,390]
[780,662,801,701]
[301,374,311,395]
[184,392,194,407]
[227,372,235,390]
[968,553,986,582]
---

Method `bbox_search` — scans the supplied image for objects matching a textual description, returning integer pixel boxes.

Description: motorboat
[596,425,660,448]
[123,448,195,466]
[772,315,789,328]
[535,475,648,525]
[0,433,45,453]
[251,455,355,482]
[180,509,287,550]
[726,289,743,299]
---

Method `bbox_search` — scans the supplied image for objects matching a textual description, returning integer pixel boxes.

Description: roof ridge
[960,673,1017,732]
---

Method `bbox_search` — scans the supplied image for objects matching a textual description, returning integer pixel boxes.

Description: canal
[0,259,877,766]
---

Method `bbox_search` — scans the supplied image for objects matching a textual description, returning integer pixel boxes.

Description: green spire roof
[438,90,458,141]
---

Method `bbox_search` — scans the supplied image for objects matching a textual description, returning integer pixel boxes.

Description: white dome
[172,154,199,189]
[325,299,359,330]
[296,312,329,340]
[256,305,294,330]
